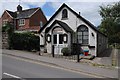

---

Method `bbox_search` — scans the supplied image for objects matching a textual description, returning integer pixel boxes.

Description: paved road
[2,54,94,79]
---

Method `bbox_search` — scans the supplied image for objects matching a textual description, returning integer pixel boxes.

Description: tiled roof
[15,7,39,19]
[56,20,73,32]
[6,10,17,18]
[6,7,39,19]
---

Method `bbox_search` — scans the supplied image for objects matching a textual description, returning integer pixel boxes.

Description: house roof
[15,7,39,19]
[6,10,17,18]
[5,7,40,19]
[38,3,107,37]
[45,20,73,33]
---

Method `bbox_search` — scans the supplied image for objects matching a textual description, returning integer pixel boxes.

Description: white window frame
[62,9,68,19]
[3,19,8,26]
[19,19,25,26]
[77,25,89,44]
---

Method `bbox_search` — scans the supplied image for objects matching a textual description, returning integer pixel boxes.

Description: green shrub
[2,23,14,33]
[2,26,8,32]
[61,47,71,56]
[10,32,40,51]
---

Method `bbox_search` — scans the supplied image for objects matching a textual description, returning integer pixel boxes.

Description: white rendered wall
[40,6,98,56]
[46,23,69,53]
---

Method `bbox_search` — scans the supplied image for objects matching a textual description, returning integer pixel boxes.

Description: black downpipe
[52,45,54,57]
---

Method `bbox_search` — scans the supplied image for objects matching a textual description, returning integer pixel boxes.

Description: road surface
[2,54,94,79]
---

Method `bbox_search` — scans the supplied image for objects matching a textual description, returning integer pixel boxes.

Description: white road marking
[3,72,21,79]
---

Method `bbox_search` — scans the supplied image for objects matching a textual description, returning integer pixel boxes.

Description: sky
[0,0,119,27]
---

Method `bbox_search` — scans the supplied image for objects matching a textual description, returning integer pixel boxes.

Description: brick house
[1,5,47,32]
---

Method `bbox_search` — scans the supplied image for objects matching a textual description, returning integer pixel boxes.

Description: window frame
[77,25,89,45]
[3,19,8,26]
[19,19,25,26]
[62,9,68,19]
[59,34,64,44]
[53,34,57,44]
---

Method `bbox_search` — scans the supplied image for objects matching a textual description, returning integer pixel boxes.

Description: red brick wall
[29,9,47,31]
[16,19,30,30]
[16,9,47,31]
[1,11,13,25]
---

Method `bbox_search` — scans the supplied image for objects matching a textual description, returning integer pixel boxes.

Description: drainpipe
[52,45,54,57]
[39,34,41,55]
[77,38,80,62]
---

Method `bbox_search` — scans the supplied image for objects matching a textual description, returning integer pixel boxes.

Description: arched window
[77,25,88,44]
[62,9,68,19]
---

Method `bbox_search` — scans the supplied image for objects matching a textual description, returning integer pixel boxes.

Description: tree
[98,2,120,45]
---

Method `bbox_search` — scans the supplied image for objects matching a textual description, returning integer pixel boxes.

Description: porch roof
[45,20,73,33]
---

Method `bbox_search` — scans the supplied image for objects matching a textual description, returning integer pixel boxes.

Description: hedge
[10,32,40,51]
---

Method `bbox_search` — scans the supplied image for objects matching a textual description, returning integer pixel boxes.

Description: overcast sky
[0,0,119,27]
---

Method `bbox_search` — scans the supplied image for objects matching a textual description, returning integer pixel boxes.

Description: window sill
[81,44,95,48]
[19,24,25,26]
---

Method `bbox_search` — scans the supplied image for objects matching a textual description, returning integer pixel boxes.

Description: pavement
[2,49,118,78]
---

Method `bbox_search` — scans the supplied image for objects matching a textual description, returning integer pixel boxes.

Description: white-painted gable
[41,5,97,46]
[42,5,96,34]
[39,3,107,56]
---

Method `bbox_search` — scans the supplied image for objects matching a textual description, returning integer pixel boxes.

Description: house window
[53,34,57,44]
[59,34,63,44]
[19,19,25,26]
[3,20,8,26]
[62,9,68,19]
[40,21,43,27]
[77,25,88,44]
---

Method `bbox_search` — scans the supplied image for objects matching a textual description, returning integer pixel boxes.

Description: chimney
[17,5,22,12]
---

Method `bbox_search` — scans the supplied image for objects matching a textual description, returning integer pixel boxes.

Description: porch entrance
[53,34,64,55]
